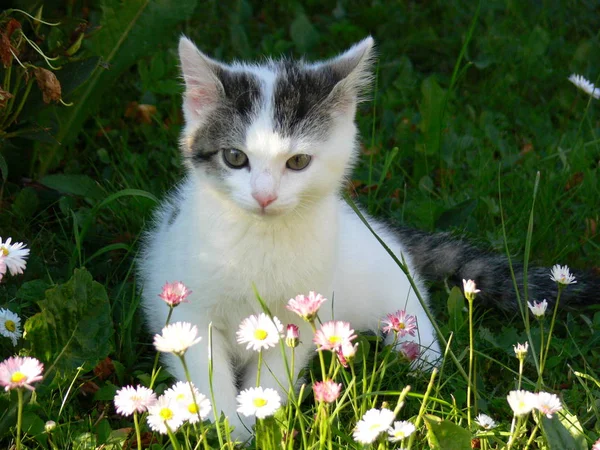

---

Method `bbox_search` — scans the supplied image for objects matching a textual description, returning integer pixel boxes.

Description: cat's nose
[252,192,278,208]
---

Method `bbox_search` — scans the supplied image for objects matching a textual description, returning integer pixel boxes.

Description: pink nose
[252,192,278,208]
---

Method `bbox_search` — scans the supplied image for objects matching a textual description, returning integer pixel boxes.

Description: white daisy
[153,322,202,356]
[387,420,416,442]
[353,408,396,444]
[568,74,600,99]
[164,381,211,423]
[527,299,548,318]
[236,386,281,419]
[550,264,577,286]
[0,257,6,282]
[113,385,157,416]
[0,356,44,391]
[236,313,283,352]
[0,308,22,346]
[507,390,537,416]
[535,392,562,418]
[146,394,185,434]
[0,237,30,276]
[475,413,497,430]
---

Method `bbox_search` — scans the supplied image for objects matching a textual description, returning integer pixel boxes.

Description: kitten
[139,36,597,440]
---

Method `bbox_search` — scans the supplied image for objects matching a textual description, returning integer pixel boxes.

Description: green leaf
[24,268,114,378]
[424,414,471,450]
[419,77,446,156]
[11,187,39,218]
[447,286,465,334]
[21,410,47,445]
[540,410,587,450]
[16,279,51,303]
[436,199,478,229]
[40,174,104,200]
[290,12,320,53]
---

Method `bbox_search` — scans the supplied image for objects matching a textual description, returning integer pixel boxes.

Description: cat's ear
[322,37,376,111]
[178,36,224,123]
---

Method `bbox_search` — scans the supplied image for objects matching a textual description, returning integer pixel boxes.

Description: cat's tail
[394,227,599,311]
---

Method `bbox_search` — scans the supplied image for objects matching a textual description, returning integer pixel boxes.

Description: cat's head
[178,37,375,218]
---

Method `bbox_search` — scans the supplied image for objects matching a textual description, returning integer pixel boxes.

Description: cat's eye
[222,149,249,169]
[286,154,312,171]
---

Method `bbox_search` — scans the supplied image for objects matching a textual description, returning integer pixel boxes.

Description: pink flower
[158,281,192,306]
[314,321,356,352]
[592,438,600,450]
[337,340,358,367]
[285,324,299,348]
[399,341,420,361]
[0,356,44,391]
[381,310,417,337]
[286,292,327,321]
[313,380,342,403]
[535,392,562,418]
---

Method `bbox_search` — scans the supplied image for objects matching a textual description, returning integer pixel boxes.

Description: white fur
[139,37,441,442]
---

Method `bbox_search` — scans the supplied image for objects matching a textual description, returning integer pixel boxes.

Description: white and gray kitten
[139,36,596,440]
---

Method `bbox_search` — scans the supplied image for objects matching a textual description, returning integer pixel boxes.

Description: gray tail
[395,226,599,311]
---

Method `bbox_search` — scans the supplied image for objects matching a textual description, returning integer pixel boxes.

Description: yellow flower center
[176,393,185,401]
[398,322,405,329]
[253,397,267,408]
[254,329,268,341]
[11,372,26,383]
[188,403,198,414]
[5,320,16,332]
[159,408,173,421]
[328,335,342,344]
[1,247,8,257]
[394,431,405,438]
[369,423,381,431]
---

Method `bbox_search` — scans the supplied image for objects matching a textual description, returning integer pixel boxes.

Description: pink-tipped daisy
[313,380,342,403]
[114,385,157,416]
[337,340,358,367]
[0,237,29,276]
[286,291,327,321]
[527,299,548,318]
[236,313,283,352]
[0,356,44,391]
[158,281,192,306]
[535,392,562,418]
[591,438,600,450]
[285,324,299,348]
[550,264,576,285]
[313,321,356,352]
[381,310,418,337]
[400,341,420,362]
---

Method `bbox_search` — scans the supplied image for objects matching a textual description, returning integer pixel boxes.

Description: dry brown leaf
[565,172,584,191]
[93,356,114,380]
[125,101,157,124]
[0,87,14,108]
[34,67,62,103]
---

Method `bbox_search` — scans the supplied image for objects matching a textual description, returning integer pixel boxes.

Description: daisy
[353,408,396,444]
[387,420,416,442]
[0,257,6,282]
[158,281,192,306]
[147,394,185,434]
[285,324,299,348]
[527,299,548,318]
[114,385,157,416]
[550,264,577,286]
[506,390,537,416]
[236,386,281,419]
[286,291,327,321]
[381,310,418,337]
[399,341,420,362]
[236,313,283,352]
[0,356,44,391]
[592,438,600,450]
[513,342,529,360]
[475,413,497,430]
[568,74,600,99]
[313,321,356,352]
[0,237,29,276]
[0,308,21,346]
[535,392,562,418]
[313,380,342,403]
[153,322,202,356]
[337,340,358,367]
[164,381,211,423]
[463,279,480,301]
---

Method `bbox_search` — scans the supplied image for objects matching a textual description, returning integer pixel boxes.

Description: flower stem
[257,350,263,387]
[133,412,142,450]
[178,355,210,450]
[467,296,476,428]
[407,368,438,450]
[207,323,225,448]
[150,307,174,389]
[542,287,563,378]
[16,388,23,450]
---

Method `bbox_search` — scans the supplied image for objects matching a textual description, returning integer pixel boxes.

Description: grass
[1,0,599,448]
